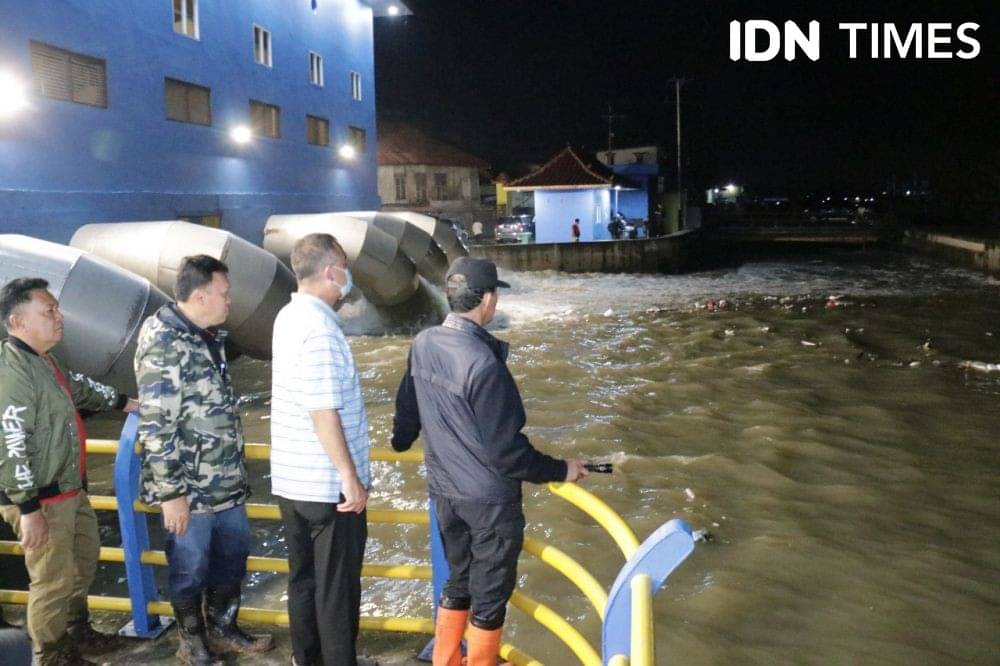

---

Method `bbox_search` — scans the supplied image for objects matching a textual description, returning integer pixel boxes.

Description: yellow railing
[0,437,668,665]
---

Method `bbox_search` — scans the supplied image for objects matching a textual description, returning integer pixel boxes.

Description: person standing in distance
[135,256,273,666]
[392,257,590,666]
[270,234,373,666]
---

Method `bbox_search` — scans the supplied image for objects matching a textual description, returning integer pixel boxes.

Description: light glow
[387,5,400,16]
[0,71,29,119]
[230,125,253,144]
[339,144,357,159]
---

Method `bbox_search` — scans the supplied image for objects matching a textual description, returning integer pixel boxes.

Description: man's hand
[161,496,190,535]
[19,510,49,551]
[124,398,140,413]
[564,459,591,483]
[338,475,368,514]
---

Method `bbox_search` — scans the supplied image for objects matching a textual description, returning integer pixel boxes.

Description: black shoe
[204,583,275,655]
[66,619,121,657]
[172,596,224,666]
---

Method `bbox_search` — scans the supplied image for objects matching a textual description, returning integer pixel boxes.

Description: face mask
[334,266,353,299]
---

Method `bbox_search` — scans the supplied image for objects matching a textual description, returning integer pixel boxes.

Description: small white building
[377,122,492,228]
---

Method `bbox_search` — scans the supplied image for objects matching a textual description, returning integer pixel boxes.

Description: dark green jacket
[0,337,124,513]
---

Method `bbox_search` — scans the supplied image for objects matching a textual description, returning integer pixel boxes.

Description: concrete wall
[378,164,491,228]
[901,230,1000,276]
[472,230,699,274]
[0,0,380,244]
[535,188,611,243]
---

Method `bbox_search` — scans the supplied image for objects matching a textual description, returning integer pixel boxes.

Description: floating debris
[603,308,614,317]
[684,487,696,501]
[801,340,819,347]
[692,529,714,543]
[960,361,1000,373]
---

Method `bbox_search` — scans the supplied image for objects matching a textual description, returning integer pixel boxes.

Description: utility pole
[601,103,626,161]
[668,76,690,230]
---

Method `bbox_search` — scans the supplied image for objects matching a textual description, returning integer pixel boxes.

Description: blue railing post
[601,518,696,664]
[417,497,452,661]
[113,413,172,638]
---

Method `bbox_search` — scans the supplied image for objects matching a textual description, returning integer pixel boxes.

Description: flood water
[83,248,1000,664]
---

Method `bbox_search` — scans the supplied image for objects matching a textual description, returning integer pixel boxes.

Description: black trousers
[278,498,368,666]
[433,495,525,629]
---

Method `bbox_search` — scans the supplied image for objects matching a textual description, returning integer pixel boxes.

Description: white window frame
[254,24,272,67]
[173,0,199,40]
[394,173,407,201]
[309,51,324,87]
[350,71,362,101]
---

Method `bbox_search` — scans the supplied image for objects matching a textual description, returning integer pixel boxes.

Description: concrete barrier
[471,230,699,274]
[901,230,1000,277]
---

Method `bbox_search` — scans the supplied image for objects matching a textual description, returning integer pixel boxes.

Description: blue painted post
[601,518,695,664]
[113,413,172,638]
[417,497,451,661]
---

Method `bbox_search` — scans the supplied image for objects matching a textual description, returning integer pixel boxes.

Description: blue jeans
[164,504,250,601]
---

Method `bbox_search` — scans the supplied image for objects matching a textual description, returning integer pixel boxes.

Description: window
[306,114,329,146]
[165,78,210,125]
[179,214,221,228]
[173,0,199,39]
[414,173,427,202]
[250,99,280,138]
[434,173,448,200]
[254,25,272,66]
[347,126,366,153]
[350,71,362,101]
[30,42,107,108]
[633,151,647,164]
[309,52,323,87]
[394,174,407,201]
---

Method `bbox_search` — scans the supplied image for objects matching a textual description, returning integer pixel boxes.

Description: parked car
[495,215,535,243]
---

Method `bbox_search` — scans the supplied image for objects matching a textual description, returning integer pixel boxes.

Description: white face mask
[333,266,353,299]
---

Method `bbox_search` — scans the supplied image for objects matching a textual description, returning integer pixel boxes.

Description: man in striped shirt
[270,233,371,666]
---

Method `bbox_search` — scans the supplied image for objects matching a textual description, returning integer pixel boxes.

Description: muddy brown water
[66,249,1000,663]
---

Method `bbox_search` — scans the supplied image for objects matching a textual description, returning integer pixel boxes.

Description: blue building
[596,145,665,222]
[0,0,406,243]
[505,146,638,243]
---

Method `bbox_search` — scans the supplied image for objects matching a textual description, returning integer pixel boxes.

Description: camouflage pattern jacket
[134,304,248,513]
[0,336,124,513]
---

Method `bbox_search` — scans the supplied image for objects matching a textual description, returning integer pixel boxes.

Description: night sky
[374,1,997,192]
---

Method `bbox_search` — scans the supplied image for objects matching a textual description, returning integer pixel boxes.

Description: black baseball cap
[446,256,510,290]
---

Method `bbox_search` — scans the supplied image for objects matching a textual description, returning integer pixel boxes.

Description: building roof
[378,123,489,169]
[505,145,638,191]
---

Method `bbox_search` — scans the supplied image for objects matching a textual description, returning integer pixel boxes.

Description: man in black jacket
[392,257,589,666]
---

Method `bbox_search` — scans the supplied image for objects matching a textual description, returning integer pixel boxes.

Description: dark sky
[374,1,997,192]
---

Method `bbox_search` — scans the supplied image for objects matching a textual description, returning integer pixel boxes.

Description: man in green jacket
[0,277,137,665]
[135,255,273,666]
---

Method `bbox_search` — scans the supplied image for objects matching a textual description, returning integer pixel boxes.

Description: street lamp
[339,144,356,159]
[387,5,400,16]
[230,125,252,144]
[0,71,29,119]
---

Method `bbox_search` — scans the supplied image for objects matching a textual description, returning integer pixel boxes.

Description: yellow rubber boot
[432,607,469,666]
[465,625,506,666]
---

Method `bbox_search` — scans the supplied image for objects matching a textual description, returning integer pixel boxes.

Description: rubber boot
[173,597,223,666]
[465,625,506,666]
[36,634,97,666]
[66,604,120,657]
[204,583,275,654]
[432,607,469,666]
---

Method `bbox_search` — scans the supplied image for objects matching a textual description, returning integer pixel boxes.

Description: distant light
[387,5,400,16]
[339,144,356,159]
[0,71,29,119]
[713,188,720,193]
[725,184,737,193]
[614,185,622,191]
[854,196,860,202]
[230,125,252,144]
[905,190,911,196]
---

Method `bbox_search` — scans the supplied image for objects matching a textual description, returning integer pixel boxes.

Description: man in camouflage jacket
[135,256,272,666]
[0,277,136,665]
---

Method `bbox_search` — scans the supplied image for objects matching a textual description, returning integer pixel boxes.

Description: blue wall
[611,163,660,221]
[534,189,611,243]
[0,0,380,244]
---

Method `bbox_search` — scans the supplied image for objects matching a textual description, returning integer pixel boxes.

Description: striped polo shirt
[270,292,370,502]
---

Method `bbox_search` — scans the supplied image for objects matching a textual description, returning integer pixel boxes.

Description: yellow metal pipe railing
[522,536,608,619]
[630,575,653,666]
[510,591,602,666]
[544,482,640,560]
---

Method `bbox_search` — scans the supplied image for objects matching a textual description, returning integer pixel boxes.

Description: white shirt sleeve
[298,332,344,412]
